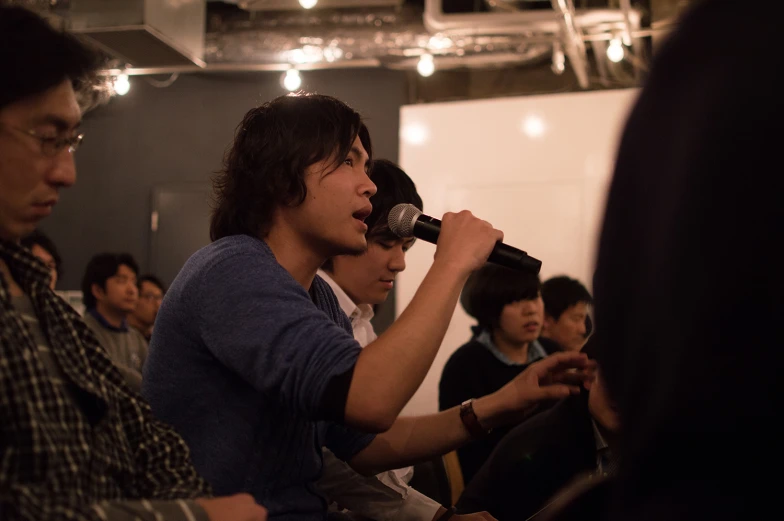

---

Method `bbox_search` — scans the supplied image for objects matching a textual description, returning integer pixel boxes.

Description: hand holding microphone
[388,203,542,274]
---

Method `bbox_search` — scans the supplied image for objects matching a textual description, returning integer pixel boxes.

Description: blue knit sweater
[142,235,375,521]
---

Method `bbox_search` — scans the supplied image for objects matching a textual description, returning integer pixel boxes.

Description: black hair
[210,93,372,241]
[20,229,62,277]
[364,159,423,241]
[137,274,166,294]
[0,6,100,110]
[81,253,139,309]
[460,264,541,332]
[541,275,593,321]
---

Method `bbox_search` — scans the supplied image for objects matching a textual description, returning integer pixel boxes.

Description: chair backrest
[443,450,465,506]
[409,451,466,508]
[409,455,452,507]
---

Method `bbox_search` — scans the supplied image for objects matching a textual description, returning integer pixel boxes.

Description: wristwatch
[459,398,492,439]
[437,506,457,521]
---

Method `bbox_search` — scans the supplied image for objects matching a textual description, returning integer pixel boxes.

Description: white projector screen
[396,88,639,415]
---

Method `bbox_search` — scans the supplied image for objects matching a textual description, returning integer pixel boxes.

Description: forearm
[92,500,210,521]
[349,407,468,475]
[346,260,469,430]
[349,392,518,474]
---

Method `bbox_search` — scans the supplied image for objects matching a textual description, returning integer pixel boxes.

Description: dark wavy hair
[364,159,423,242]
[0,6,100,110]
[210,94,373,241]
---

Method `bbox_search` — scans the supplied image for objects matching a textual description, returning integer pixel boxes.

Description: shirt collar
[87,307,128,332]
[317,269,374,323]
[475,328,547,366]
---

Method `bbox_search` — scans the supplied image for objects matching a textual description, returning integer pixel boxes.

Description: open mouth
[352,206,372,222]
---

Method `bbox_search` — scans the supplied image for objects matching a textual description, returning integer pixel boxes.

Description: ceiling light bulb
[282,69,302,91]
[299,0,317,9]
[417,54,435,77]
[607,39,625,63]
[113,74,130,95]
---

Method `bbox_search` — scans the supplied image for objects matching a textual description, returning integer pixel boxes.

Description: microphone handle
[412,215,542,273]
[489,244,543,273]
[412,215,442,243]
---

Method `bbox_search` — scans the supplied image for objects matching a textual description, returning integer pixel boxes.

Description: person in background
[0,6,266,521]
[20,228,61,290]
[317,159,491,521]
[81,253,149,392]
[539,276,592,353]
[128,274,165,342]
[439,265,547,485]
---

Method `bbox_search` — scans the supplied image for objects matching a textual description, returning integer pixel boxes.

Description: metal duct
[423,0,638,36]
[204,5,553,71]
[68,0,206,67]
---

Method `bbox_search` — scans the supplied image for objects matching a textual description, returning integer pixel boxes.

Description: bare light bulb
[607,39,625,63]
[417,54,435,77]
[299,0,317,9]
[113,74,130,95]
[282,69,302,91]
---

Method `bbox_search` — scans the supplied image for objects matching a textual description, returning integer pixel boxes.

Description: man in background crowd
[82,253,149,392]
[539,276,592,353]
[128,274,165,341]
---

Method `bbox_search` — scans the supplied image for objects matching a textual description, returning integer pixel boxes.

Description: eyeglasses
[139,293,164,303]
[4,125,84,157]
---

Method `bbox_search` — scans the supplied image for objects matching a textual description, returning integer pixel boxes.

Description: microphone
[387,203,542,273]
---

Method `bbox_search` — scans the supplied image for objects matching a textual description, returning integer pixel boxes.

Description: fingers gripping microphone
[388,203,542,273]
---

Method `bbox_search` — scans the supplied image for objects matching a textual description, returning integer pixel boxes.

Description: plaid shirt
[0,240,212,520]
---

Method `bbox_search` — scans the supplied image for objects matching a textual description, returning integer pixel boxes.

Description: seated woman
[439,264,547,485]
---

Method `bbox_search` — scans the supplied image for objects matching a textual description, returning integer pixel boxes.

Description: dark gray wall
[45,68,406,290]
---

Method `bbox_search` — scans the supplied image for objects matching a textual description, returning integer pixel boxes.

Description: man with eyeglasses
[0,6,266,521]
[129,274,166,342]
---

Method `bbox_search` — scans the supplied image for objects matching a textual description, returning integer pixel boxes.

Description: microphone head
[388,203,422,238]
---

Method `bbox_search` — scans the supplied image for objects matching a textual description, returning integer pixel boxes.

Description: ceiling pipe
[551,0,589,88]
[620,0,644,78]
[423,0,637,36]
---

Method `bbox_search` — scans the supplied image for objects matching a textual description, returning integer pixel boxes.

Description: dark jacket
[457,394,596,521]
[439,338,532,485]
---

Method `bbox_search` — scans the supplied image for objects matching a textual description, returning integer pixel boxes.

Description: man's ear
[91,283,106,302]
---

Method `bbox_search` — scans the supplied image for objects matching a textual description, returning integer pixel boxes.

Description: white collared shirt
[318,270,377,347]
[317,270,437,519]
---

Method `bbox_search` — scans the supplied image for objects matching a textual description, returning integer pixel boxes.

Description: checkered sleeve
[0,483,101,521]
[92,499,211,521]
[0,489,210,521]
[119,393,214,500]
